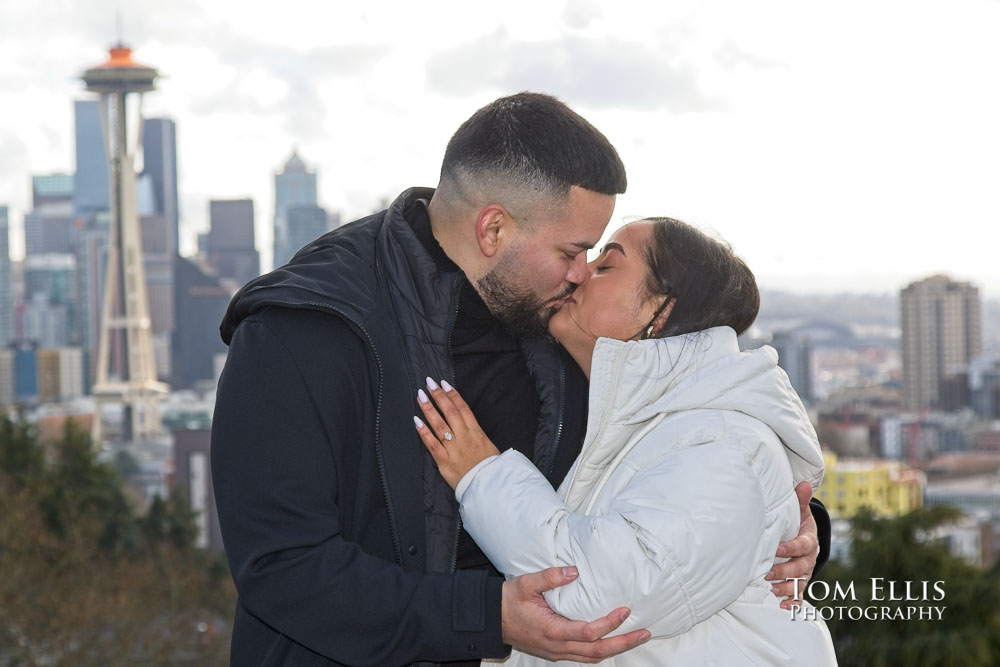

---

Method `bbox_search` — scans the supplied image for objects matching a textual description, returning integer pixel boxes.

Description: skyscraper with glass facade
[272,150,318,268]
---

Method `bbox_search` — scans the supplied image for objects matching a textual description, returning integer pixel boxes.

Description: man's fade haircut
[439,92,627,209]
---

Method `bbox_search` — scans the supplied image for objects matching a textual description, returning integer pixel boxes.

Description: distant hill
[757,290,899,327]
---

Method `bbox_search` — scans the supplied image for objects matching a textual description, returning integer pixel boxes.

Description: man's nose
[566,253,589,285]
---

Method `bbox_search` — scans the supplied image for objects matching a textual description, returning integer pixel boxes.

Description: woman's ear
[648,297,675,338]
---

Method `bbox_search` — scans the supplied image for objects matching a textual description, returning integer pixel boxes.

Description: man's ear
[475,205,510,258]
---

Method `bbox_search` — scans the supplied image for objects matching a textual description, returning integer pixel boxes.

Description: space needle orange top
[82,44,158,94]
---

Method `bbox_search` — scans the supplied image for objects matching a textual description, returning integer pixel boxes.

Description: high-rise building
[76,220,109,356]
[36,347,85,403]
[140,117,179,255]
[73,100,110,216]
[900,275,982,411]
[171,255,231,390]
[285,204,330,260]
[137,120,178,354]
[0,348,13,406]
[22,254,77,347]
[273,150,318,268]
[771,332,814,404]
[12,342,38,404]
[970,355,1000,420]
[25,174,78,256]
[172,428,224,553]
[0,206,11,346]
[206,198,259,288]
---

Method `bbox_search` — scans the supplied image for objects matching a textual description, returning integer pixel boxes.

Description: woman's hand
[413,377,501,490]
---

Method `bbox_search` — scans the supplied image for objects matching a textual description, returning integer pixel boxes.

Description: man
[212,92,829,666]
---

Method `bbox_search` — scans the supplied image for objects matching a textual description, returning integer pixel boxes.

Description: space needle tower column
[83,44,169,445]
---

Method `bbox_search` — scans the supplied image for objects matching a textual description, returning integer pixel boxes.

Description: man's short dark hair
[440,92,627,198]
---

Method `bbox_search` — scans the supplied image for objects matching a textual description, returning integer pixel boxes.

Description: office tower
[22,254,76,347]
[36,347,85,403]
[83,44,169,444]
[171,256,230,390]
[970,356,1000,420]
[25,174,78,256]
[76,221,109,356]
[73,100,110,216]
[900,275,982,411]
[273,150,318,268]
[771,331,814,404]
[136,120,178,352]
[285,204,329,260]
[172,429,224,552]
[206,198,259,287]
[0,348,13,406]
[140,117,179,255]
[12,342,38,403]
[0,206,11,346]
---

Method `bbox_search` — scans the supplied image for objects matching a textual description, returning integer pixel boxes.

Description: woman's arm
[455,443,767,638]
[413,381,778,638]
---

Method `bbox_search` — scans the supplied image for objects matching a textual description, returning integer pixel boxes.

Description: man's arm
[766,483,832,608]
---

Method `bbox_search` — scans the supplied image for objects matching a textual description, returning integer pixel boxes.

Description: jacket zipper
[305,299,402,567]
[446,280,463,574]
[547,354,567,479]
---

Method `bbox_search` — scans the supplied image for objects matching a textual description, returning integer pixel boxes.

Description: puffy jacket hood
[581,326,825,493]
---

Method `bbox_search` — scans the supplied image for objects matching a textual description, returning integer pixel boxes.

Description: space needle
[82,44,169,445]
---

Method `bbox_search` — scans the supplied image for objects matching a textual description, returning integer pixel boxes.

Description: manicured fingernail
[413,416,425,429]
[417,389,429,403]
[639,631,651,643]
[426,377,439,390]
[765,570,775,580]
[619,609,630,622]
[441,380,454,392]
[777,545,788,557]
[562,567,578,578]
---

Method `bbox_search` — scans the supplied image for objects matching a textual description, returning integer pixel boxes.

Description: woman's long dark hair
[641,217,760,338]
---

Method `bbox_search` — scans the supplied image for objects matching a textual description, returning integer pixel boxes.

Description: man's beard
[476,252,574,339]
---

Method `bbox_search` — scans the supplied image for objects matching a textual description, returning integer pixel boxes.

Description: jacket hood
[219,187,437,345]
[584,326,825,491]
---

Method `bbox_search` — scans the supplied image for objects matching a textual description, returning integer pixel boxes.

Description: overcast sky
[2,0,998,295]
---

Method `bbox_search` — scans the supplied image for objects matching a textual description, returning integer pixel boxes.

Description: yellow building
[815,451,925,518]
[35,347,86,403]
[36,349,61,403]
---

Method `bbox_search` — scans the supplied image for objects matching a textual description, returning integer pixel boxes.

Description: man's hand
[766,481,819,610]
[501,566,651,663]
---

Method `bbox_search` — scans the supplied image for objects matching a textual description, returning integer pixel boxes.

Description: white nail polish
[441,380,454,392]
[413,416,424,428]
[417,389,428,403]
[425,377,439,390]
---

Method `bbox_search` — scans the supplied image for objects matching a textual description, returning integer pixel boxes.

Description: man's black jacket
[212,187,830,666]
[212,188,587,665]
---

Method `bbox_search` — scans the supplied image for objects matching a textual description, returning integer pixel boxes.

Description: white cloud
[1,0,999,296]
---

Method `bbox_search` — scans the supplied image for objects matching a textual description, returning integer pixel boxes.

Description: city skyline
[1,0,999,295]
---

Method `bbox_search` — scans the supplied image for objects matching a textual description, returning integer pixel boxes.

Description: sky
[1,0,999,296]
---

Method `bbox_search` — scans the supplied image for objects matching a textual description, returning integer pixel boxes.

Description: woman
[413,217,838,665]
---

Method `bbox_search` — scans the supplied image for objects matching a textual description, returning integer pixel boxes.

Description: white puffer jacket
[456,327,838,666]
